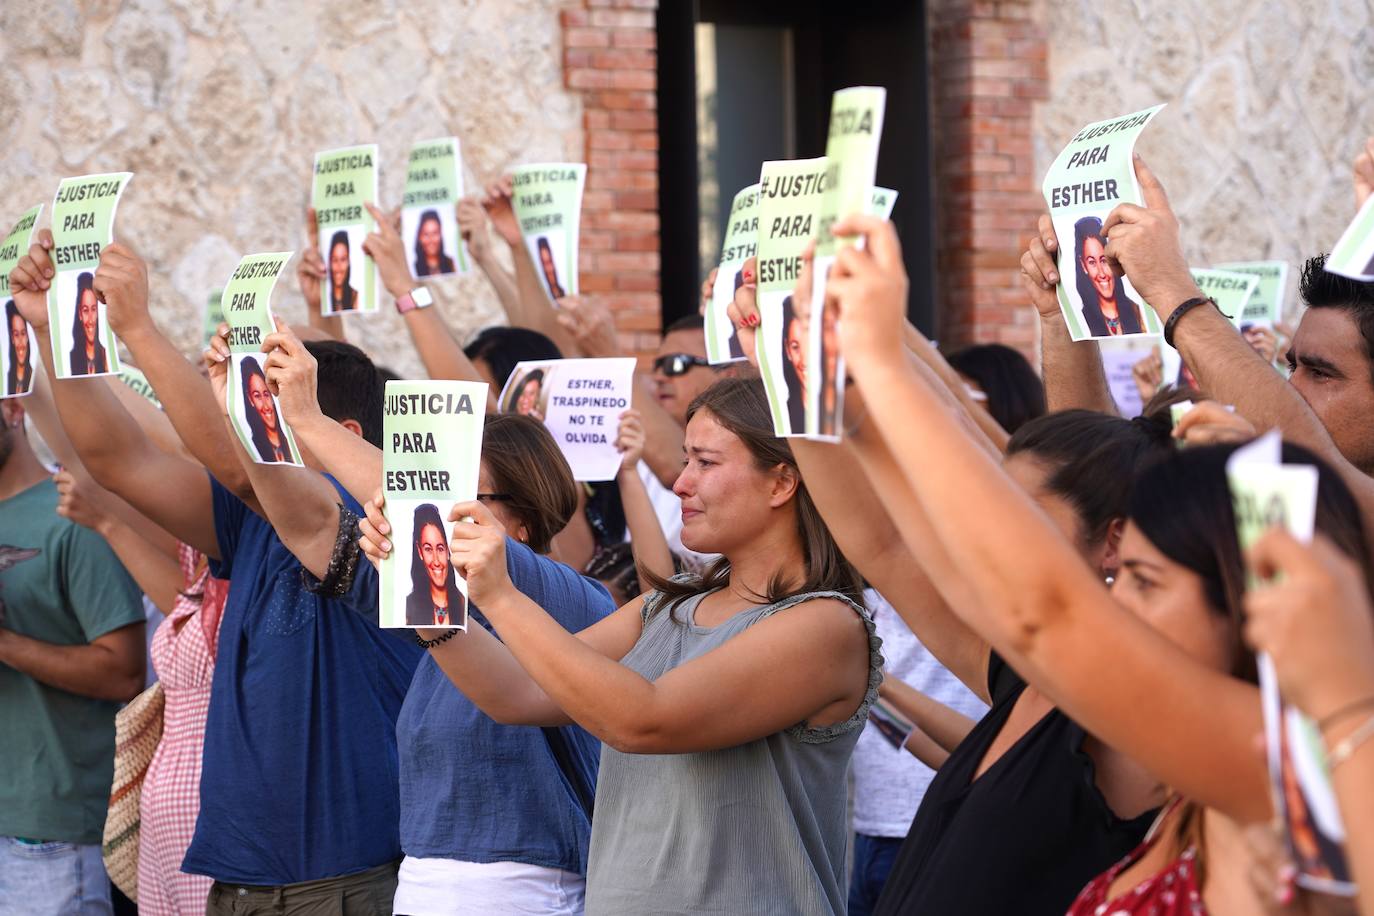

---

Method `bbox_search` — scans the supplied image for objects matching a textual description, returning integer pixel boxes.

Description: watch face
[412,287,434,308]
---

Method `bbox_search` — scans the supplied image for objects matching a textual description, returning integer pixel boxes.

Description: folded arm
[0,623,145,702]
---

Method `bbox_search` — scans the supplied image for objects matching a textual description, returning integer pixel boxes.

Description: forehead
[659,328,707,358]
[1293,307,1370,367]
[1080,235,1105,256]
[1118,520,1182,572]
[684,410,737,450]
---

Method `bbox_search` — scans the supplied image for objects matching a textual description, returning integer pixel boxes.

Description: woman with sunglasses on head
[822,214,1374,915]
[360,375,881,915]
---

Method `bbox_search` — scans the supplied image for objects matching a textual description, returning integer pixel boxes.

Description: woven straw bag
[102,680,165,903]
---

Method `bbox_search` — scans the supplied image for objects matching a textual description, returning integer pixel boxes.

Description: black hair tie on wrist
[1163,296,1218,349]
[414,628,460,649]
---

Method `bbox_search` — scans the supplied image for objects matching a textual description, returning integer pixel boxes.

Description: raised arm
[459,195,523,319]
[299,207,347,342]
[832,213,1269,823]
[878,675,978,757]
[903,320,1011,452]
[1020,213,1119,415]
[8,237,220,557]
[614,409,675,593]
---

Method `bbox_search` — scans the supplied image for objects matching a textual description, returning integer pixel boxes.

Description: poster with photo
[1214,260,1289,331]
[511,163,586,303]
[706,183,760,365]
[312,145,379,315]
[380,380,487,630]
[1042,105,1166,341]
[1326,193,1374,281]
[0,205,43,399]
[46,173,133,380]
[221,251,301,467]
[807,86,887,441]
[402,137,470,280]
[498,357,635,481]
[755,157,829,437]
[1225,433,1354,896]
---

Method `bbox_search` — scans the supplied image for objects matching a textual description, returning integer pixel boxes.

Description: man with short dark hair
[0,396,145,916]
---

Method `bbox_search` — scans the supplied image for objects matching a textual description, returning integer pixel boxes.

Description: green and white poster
[707,183,759,365]
[498,357,635,481]
[510,163,586,303]
[1161,268,1258,388]
[1226,433,1354,897]
[1326,194,1374,281]
[1041,105,1166,341]
[1,204,43,399]
[808,86,886,441]
[870,186,899,220]
[312,145,379,315]
[381,380,487,630]
[402,137,469,280]
[222,251,301,467]
[202,288,225,349]
[46,173,133,379]
[755,157,829,437]
[1215,260,1289,330]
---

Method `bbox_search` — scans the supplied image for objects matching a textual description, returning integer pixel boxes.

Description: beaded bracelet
[1326,712,1374,771]
[414,628,460,650]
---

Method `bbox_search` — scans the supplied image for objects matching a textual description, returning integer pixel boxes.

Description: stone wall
[0,0,583,377]
[1035,0,1374,320]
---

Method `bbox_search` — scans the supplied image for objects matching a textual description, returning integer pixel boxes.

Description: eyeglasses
[476,493,513,503]
[653,353,712,377]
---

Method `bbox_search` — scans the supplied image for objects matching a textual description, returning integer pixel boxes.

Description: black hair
[408,502,461,605]
[946,343,1046,434]
[305,339,383,447]
[238,355,294,462]
[412,210,455,277]
[664,313,705,335]
[779,296,806,431]
[1006,389,1183,545]
[1072,215,1144,334]
[464,326,563,388]
[328,230,356,311]
[375,365,401,385]
[68,271,105,373]
[1299,253,1374,387]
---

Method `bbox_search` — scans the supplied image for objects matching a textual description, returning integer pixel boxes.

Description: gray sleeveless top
[584,582,883,915]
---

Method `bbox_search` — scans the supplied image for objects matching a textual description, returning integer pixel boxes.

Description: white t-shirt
[393,856,586,915]
[851,590,989,837]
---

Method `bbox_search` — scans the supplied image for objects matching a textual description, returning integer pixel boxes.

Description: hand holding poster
[510,163,587,303]
[807,86,887,441]
[1325,194,1374,280]
[402,138,469,280]
[1226,433,1355,896]
[1,205,43,399]
[755,157,829,437]
[47,173,133,380]
[1214,260,1289,331]
[498,357,635,481]
[312,145,379,315]
[381,380,487,630]
[1041,105,1166,340]
[221,252,302,466]
[706,184,759,365]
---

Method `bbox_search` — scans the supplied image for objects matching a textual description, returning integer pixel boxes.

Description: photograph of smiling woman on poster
[326,228,359,312]
[1073,214,1146,337]
[66,271,108,376]
[534,235,567,300]
[412,209,456,277]
[405,503,466,627]
[781,295,807,433]
[5,300,35,396]
[503,366,547,420]
[239,355,296,464]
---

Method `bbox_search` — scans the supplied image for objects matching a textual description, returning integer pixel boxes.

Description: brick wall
[561,1,663,357]
[928,0,1048,355]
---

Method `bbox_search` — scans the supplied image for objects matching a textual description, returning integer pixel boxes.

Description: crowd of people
[2,97,1374,916]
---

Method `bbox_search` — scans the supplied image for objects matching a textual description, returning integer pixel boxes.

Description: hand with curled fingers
[555,294,621,358]
[725,256,760,367]
[481,176,522,247]
[1354,135,1374,209]
[1019,213,1064,319]
[1244,529,1374,723]
[447,500,516,608]
[298,208,325,312]
[1100,157,1202,319]
[824,214,909,368]
[456,197,492,262]
[1131,350,1163,401]
[1242,325,1279,366]
[1171,399,1256,447]
[7,228,56,332]
[616,408,645,472]
[261,317,323,429]
[362,202,413,299]
[91,243,151,337]
[699,266,718,317]
[202,322,233,412]
[357,491,394,571]
[54,468,116,535]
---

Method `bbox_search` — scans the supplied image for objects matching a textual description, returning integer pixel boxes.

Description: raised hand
[298,207,325,313]
[1354,135,1374,209]
[362,201,413,299]
[555,294,621,358]
[358,490,393,570]
[1019,214,1063,318]
[825,214,909,368]
[54,468,116,534]
[615,408,646,472]
[447,499,515,607]
[1100,157,1201,320]
[92,243,151,336]
[262,317,323,428]
[481,175,522,247]
[699,266,718,317]
[456,197,492,263]
[7,228,55,331]
[1171,399,1256,447]
[724,256,759,365]
[1131,350,1163,400]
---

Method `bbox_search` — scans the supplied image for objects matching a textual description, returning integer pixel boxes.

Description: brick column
[928,0,1048,354]
[561,1,662,358]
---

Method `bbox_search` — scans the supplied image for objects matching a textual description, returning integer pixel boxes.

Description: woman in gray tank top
[358,376,882,914]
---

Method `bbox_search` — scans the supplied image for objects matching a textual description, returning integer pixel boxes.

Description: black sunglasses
[653,353,712,377]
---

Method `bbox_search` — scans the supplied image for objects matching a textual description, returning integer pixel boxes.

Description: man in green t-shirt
[0,397,145,915]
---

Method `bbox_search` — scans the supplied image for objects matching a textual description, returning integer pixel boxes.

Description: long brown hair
[644,377,864,612]
[481,414,578,554]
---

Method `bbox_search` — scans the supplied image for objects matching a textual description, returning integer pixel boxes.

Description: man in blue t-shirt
[0,397,146,916]
[13,239,420,911]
